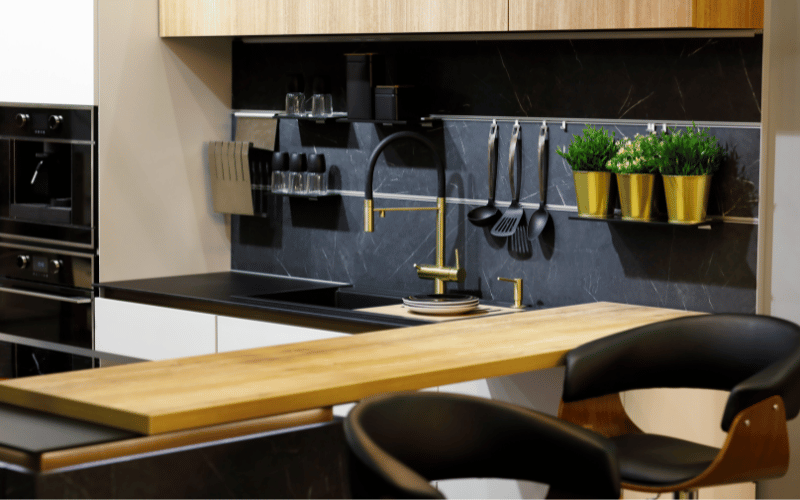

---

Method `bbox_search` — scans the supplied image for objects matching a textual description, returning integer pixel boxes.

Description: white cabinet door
[0,0,95,105]
[217,315,353,416]
[94,297,216,361]
[216,315,348,351]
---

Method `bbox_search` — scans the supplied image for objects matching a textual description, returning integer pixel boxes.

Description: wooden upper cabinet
[508,0,763,31]
[160,0,507,37]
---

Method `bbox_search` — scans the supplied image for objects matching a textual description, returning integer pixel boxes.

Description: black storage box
[374,85,419,121]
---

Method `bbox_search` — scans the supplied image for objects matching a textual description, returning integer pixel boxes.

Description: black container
[375,85,420,121]
[346,53,381,120]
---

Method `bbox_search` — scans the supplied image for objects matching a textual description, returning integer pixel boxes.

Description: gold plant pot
[573,171,614,218]
[616,173,656,221]
[663,174,713,224]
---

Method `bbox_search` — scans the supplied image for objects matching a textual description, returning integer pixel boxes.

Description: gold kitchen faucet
[364,131,465,294]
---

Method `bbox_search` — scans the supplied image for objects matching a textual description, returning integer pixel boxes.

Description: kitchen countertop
[0,302,699,435]
[95,271,431,332]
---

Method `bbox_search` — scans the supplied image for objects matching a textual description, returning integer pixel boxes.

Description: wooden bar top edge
[0,302,700,435]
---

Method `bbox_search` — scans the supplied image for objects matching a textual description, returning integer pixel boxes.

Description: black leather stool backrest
[345,391,620,499]
[562,314,800,431]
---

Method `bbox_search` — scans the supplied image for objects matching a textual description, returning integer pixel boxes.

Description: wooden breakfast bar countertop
[0,302,698,436]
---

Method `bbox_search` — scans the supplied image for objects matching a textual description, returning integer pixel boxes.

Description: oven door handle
[0,285,92,304]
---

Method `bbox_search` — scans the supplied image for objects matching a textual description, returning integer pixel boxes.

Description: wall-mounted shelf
[265,191,340,200]
[276,112,347,124]
[568,215,720,229]
[336,117,442,128]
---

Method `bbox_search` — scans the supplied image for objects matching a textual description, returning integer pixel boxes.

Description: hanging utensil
[529,122,551,240]
[491,121,524,238]
[467,120,501,227]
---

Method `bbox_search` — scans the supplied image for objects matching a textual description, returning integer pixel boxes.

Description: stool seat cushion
[612,433,720,486]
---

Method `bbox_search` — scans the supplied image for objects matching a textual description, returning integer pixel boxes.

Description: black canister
[374,85,419,121]
[346,53,381,120]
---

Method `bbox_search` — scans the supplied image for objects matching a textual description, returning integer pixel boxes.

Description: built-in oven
[0,241,94,377]
[0,104,99,378]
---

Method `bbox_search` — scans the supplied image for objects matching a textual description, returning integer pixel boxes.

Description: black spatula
[491,121,523,238]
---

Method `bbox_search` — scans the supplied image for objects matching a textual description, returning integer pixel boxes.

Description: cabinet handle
[0,286,91,304]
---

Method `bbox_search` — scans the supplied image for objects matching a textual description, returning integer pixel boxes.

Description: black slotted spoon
[491,121,523,238]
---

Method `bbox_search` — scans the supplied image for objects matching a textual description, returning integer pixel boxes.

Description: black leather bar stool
[344,391,620,499]
[558,313,800,498]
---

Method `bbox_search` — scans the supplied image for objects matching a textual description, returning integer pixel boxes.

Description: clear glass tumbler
[310,94,333,117]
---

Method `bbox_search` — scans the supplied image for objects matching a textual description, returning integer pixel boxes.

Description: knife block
[208,141,270,216]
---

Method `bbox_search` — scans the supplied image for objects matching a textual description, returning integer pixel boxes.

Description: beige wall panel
[99,0,231,282]
[510,0,693,31]
[405,0,508,33]
[759,0,800,497]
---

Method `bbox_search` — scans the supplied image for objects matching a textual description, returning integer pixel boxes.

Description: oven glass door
[0,281,91,349]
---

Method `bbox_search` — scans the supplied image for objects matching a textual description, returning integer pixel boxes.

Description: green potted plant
[558,125,617,218]
[655,124,726,224]
[606,133,660,221]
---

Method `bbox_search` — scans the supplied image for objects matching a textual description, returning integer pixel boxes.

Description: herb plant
[656,124,726,176]
[557,125,617,172]
[606,133,661,175]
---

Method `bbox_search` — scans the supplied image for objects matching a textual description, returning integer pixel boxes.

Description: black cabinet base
[1,420,392,499]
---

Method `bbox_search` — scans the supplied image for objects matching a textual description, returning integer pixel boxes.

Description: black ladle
[468,120,501,227]
[529,123,551,239]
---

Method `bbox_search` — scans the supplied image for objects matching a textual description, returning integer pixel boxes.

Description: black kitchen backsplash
[231,36,761,314]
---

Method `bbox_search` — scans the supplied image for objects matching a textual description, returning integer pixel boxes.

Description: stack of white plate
[402,294,480,315]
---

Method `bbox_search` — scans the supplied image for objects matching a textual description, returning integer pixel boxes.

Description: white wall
[0,0,95,105]
[758,1,800,498]
[97,0,232,281]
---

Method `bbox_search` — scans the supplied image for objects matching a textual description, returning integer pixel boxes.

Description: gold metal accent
[573,171,614,218]
[497,277,525,309]
[663,174,712,224]
[367,197,463,294]
[364,199,374,232]
[616,173,656,221]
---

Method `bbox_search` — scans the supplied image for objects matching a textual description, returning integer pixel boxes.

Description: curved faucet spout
[364,131,446,202]
[363,131,463,294]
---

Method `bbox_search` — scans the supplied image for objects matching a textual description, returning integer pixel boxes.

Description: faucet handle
[454,249,460,269]
[497,277,525,309]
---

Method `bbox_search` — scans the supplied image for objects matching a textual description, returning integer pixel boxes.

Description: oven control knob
[48,115,63,131]
[14,113,29,128]
[16,255,29,269]
[51,259,62,273]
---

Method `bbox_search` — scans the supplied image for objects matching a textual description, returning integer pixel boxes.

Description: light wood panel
[160,0,507,36]
[0,302,697,435]
[404,0,508,33]
[694,0,764,29]
[509,0,763,31]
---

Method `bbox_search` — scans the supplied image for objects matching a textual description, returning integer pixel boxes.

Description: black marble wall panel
[233,36,762,122]
[231,35,760,314]
[3,422,350,499]
[232,117,758,313]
